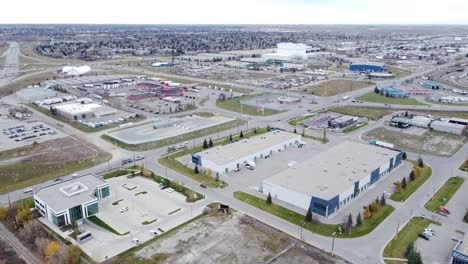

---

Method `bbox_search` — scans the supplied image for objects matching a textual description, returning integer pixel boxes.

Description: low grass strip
[168,208,181,215]
[390,160,432,202]
[142,219,158,225]
[87,215,129,236]
[424,176,464,212]
[112,199,124,206]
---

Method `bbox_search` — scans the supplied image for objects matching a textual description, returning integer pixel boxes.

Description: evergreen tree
[267,125,271,131]
[404,241,415,258]
[380,194,386,206]
[395,181,402,192]
[203,139,208,149]
[402,177,407,189]
[347,213,353,229]
[294,128,297,134]
[240,130,244,138]
[369,203,373,213]
[229,134,233,141]
[402,152,407,160]
[209,138,213,148]
[266,193,272,205]
[374,86,380,93]
[305,208,312,222]
[356,212,362,226]
[409,170,415,181]
[417,157,424,168]
[254,127,258,134]
[194,165,199,174]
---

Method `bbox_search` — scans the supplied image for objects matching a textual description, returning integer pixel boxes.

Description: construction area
[133,210,346,264]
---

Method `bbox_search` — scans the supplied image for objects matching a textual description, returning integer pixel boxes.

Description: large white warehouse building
[192,130,301,174]
[262,141,403,217]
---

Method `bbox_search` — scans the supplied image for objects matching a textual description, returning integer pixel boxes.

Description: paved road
[0,222,42,264]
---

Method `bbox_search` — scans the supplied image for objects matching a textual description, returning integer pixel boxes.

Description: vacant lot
[216,95,283,116]
[362,127,466,156]
[0,137,110,193]
[357,92,425,105]
[298,79,374,96]
[131,211,343,264]
[329,106,395,120]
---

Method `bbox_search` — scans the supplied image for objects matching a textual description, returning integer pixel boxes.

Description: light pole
[331,232,337,256]
[300,222,306,241]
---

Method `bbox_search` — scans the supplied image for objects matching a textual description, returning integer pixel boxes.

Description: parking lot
[0,120,66,151]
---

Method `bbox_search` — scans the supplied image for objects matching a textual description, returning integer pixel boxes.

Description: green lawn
[142,219,157,225]
[383,217,440,260]
[87,216,129,236]
[101,169,130,179]
[342,122,368,133]
[168,208,181,215]
[103,118,245,151]
[287,114,316,126]
[154,175,205,202]
[158,127,269,188]
[386,66,411,78]
[424,177,465,212]
[357,92,425,106]
[459,160,468,172]
[328,106,395,121]
[390,160,432,202]
[233,191,394,238]
[216,94,283,116]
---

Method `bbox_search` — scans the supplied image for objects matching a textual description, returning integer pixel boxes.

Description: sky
[1,0,468,24]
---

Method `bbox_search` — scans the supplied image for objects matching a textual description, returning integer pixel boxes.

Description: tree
[267,125,271,131]
[402,177,407,189]
[208,138,213,148]
[16,205,33,226]
[203,139,208,149]
[380,194,386,206]
[374,87,380,93]
[402,152,407,160]
[368,203,373,213]
[404,241,415,258]
[45,241,60,260]
[356,212,362,226]
[464,209,468,223]
[215,174,219,182]
[394,181,402,192]
[0,207,7,220]
[414,166,421,177]
[409,170,415,181]
[346,213,353,229]
[417,157,424,168]
[229,134,233,141]
[194,165,199,174]
[266,193,272,205]
[207,169,212,177]
[240,130,244,138]
[371,201,380,212]
[305,208,312,222]
[67,245,82,264]
[254,127,258,134]
[363,207,372,219]
[404,111,409,117]
[294,128,297,134]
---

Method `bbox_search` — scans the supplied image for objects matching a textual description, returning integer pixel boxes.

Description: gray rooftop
[35,174,107,213]
[264,141,399,200]
[198,130,300,165]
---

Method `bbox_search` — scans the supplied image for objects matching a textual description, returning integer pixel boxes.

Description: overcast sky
[2,0,468,24]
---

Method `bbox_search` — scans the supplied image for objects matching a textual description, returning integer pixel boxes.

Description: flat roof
[264,141,399,200]
[55,103,102,115]
[198,130,300,165]
[35,174,107,213]
[332,115,355,123]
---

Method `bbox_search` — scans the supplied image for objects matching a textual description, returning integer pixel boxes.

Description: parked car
[23,188,33,193]
[200,183,207,188]
[135,155,145,161]
[131,238,140,245]
[418,233,430,241]
[120,207,129,213]
[52,178,62,182]
[121,158,132,165]
[150,230,158,236]
[71,173,80,178]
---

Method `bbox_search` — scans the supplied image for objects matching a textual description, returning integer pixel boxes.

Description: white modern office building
[34,174,110,227]
[262,141,403,217]
[192,130,301,174]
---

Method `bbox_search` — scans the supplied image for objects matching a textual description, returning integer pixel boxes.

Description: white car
[165,188,175,193]
[71,173,79,178]
[140,211,148,217]
[23,188,33,193]
[120,207,129,213]
[150,230,158,236]
[131,238,140,245]
[135,155,145,161]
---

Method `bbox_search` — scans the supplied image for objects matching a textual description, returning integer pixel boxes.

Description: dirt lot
[0,136,110,193]
[297,79,375,96]
[362,127,466,156]
[133,211,344,264]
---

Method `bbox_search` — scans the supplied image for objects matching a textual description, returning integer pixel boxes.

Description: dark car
[418,233,429,241]
[121,158,132,165]
[200,184,207,188]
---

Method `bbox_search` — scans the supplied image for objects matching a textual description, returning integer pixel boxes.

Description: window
[86,203,99,217]
[69,205,83,222]
[100,186,110,199]
[52,214,66,227]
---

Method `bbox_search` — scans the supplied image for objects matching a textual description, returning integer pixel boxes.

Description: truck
[370,140,394,149]
[245,160,256,170]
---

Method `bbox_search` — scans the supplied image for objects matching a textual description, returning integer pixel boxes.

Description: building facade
[349,63,386,72]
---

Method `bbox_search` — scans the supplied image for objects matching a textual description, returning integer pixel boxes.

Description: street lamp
[331,232,337,256]
[300,222,306,241]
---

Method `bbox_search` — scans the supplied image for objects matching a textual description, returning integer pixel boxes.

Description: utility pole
[331,232,337,256]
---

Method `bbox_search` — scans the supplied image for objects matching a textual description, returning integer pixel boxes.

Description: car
[424,228,436,235]
[23,188,33,193]
[53,178,62,182]
[135,155,145,161]
[165,188,175,193]
[131,238,141,245]
[121,158,132,165]
[200,183,207,188]
[71,173,80,178]
[120,207,129,213]
[150,230,159,236]
[418,233,430,240]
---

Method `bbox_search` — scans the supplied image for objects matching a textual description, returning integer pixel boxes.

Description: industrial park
[0,3,468,264]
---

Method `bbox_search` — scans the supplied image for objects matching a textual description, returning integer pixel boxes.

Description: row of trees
[363,194,386,220]
[395,165,423,192]
[405,241,423,264]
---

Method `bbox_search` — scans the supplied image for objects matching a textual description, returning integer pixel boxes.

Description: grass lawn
[158,127,269,188]
[103,118,245,151]
[87,215,129,236]
[28,104,145,133]
[342,122,368,133]
[424,177,464,212]
[101,169,130,179]
[328,106,394,120]
[234,191,394,238]
[390,160,432,202]
[216,94,283,116]
[357,92,425,106]
[383,217,440,260]
[287,114,316,126]
[298,80,374,96]
[459,160,468,172]
[386,66,411,78]
[0,71,58,97]
[154,175,205,202]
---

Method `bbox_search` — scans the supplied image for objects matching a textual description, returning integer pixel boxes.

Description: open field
[389,160,432,202]
[328,106,395,120]
[0,136,111,194]
[383,217,440,261]
[357,92,425,105]
[234,191,394,238]
[121,210,344,264]
[362,127,466,157]
[424,176,464,212]
[298,79,374,96]
[287,114,316,126]
[216,94,283,116]
[386,65,412,78]
[0,71,58,97]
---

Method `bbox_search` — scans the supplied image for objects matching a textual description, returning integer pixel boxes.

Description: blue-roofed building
[451,236,467,264]
[349,62,386,72]
[379,86,408,98]
[418,81,442,89]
